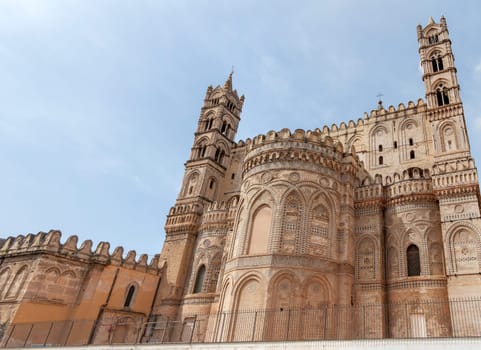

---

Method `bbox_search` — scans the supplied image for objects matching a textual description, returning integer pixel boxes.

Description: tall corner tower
[418,16,461,109]
[418,17,481,303]
[154,74,244,321]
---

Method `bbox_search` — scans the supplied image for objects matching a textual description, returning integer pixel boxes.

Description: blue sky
[1,1,481,257]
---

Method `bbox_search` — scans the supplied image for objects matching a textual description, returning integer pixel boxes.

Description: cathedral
[1,16,481,346]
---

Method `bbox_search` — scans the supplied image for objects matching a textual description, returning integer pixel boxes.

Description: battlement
[237,128,347,155]
[0,230,162,274]
[233,99,427,152]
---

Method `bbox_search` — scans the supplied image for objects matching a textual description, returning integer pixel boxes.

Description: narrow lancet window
[407,245,421,276]
[194,265,206,294]
[124,285,136,307]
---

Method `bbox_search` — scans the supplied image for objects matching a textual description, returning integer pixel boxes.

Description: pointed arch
[124,283,138,308]
[301,276,330,308]
[183,171,200,197]
[5,265,29,299]
[279,190,303,254]
[434,81,450,106]
[247,205,272,255]
[439,121,459,152]
[370,125,389,168]
[231,274,264,341]
[0,267,12,299]
[307,191,334,257]
[445,223,481,274]
[194,136,210,159]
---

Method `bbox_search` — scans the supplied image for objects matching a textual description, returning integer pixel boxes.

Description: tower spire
[224,69,233,90]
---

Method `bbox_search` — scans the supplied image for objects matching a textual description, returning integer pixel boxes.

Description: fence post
[286,310,291,341]
[251,311,258,342]
[44,322,54,346]
[190,315,197,343]
[161,319,169,343]
[4,324,15,347]
[23,323,34,347]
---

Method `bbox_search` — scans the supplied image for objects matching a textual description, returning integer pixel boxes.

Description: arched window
[428,34,439,44]
[436,85,450,106]
[198,144,207,158]
[409,138,414,146]
[379,156,383,165]
[193,265,206,293]
[214,148,225,164]
[410,150,416,159]
[393,141,398,149]
[378,144,383,152]
[221,121,229,135]
[124,285,136,308]
[209,179,215,189]
[204,119,214,131]
[407,244,421,276]
[431,55,444,72]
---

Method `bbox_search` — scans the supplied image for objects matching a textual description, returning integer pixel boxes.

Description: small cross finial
[376,93,384,109]
[231,66,234,75]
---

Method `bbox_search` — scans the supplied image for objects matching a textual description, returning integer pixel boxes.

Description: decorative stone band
[387,277,447,290]
[224,254,354,275]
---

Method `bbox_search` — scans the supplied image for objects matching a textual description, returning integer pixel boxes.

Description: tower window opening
[436,89,449,106]
[407,244,421,276]
[193,265,206,294]
[231,173,235,180]
[378,145,383,152]
[205,119,214,130]
[198,145,206,158]
[431,56,444,72]
[189,186,193,195]
[209,179,215,189]
[448,140,452,150]
[379,156,383,165]
[409,138,414,146]
[221,121,227,133]
[394,141,398,149]
[124,285,136,308]
[410,150,415,159]
[428,34,439,44]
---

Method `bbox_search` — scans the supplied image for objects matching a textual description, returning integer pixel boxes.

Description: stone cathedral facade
[1,17,481,346]
[155,16,481,340]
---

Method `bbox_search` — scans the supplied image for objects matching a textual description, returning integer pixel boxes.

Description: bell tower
[153,74,244,324]
[418,17,481,305]
[181,72,244,203]
[418,16,461,109]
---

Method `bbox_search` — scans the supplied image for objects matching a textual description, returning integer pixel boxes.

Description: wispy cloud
[475,59,481,73]
[474,116,481,130]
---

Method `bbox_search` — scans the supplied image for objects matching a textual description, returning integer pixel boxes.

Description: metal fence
[2,298,481,347]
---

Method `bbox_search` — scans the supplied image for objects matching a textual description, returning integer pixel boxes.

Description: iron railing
[2,298,481,347]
